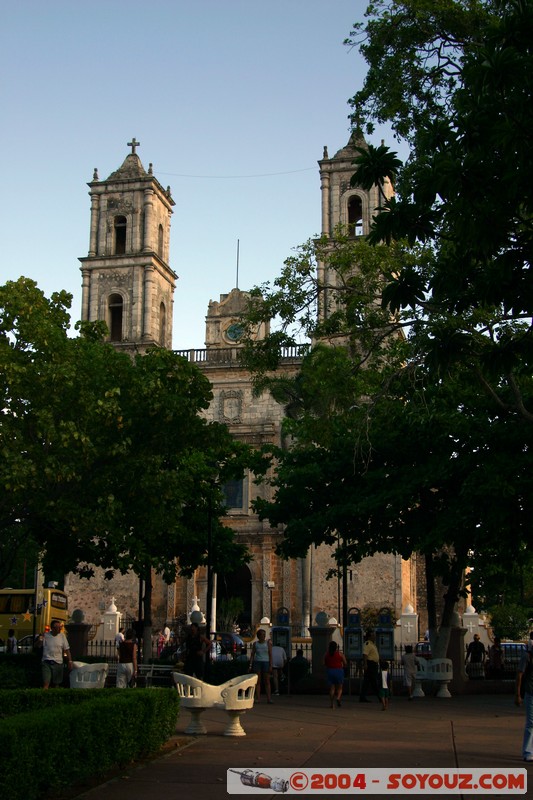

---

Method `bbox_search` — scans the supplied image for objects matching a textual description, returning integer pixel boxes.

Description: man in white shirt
[42,620,72,689]
[114,627,125,649]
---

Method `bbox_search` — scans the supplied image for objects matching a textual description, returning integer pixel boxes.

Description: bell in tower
[79,139,177,352]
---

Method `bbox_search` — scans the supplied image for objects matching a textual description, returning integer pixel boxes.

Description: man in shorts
[42,619,72,689]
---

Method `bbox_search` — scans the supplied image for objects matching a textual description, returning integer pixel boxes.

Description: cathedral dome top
[106,153,149,182]
[331,129,368,160]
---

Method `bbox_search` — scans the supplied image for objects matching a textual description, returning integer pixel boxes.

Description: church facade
[65,136,422,637]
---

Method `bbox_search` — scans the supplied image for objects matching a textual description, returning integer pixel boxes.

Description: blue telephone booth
[272,607,290,652]
[344,607,363,660]
[375,607,394,660]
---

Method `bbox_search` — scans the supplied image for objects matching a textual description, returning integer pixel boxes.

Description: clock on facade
[225,322,244,342]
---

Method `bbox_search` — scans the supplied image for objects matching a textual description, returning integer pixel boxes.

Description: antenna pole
[236,239,240,289]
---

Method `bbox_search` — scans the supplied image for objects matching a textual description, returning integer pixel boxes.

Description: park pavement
[73,690,529,800]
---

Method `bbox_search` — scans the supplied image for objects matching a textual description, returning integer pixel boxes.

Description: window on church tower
[108,293,123,341]
[223,477,248,512]
[158,224,164,258]
[159,302,166,345]
[114,216,127,254]
[348,196,363,236]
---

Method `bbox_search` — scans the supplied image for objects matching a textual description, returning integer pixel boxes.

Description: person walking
[515,645,533,761]
[183,622,210,679]
[114,627,125,651]
[270,639,287,696]
[488,637,504,679]
[116,628,138,688]
[359,630,380,702]
[465,633,486,679]
[324,640,347,708]
[42,619,72,689]
[401,644,419,699]
[6,629,18,654]
[379,660,392,711]
[249,628,273,703]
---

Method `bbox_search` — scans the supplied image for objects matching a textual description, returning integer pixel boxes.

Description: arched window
[108,293,123,341]
[159,302,166,345]
[348,196,363,236]
[158,224,164,258]
[114,216,127,254]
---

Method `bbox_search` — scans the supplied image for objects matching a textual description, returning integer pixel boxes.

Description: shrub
[0,654,41,688]
[0,689,180,800]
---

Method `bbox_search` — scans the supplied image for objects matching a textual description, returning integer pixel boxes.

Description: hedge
[0,654,42,688]
[0,688,180,800]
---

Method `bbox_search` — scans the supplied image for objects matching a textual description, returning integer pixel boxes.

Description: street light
[266,581,275,623]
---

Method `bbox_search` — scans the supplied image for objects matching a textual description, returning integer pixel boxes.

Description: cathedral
[64,135,421,637]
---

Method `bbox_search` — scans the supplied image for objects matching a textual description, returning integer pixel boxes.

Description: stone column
[398,604,419,647]
[143,188,154,252]
[309,611,334,677]
[81,268,91,321]
[65,622,90,661]
[88,192,99,256]
[142,265,154,339]
[97,196,107,255]
[320,169,330,235]
[463,605,481,647]
[101,597,121,643]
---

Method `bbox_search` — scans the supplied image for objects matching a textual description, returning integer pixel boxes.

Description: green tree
[0,278,250,655]
[240,230,532,656]
[348,0,533,422]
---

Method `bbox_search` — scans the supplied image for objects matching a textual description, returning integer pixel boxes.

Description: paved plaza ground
[71,691,530,800]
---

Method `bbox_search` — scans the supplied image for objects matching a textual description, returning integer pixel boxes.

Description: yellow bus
[0,587,69,644]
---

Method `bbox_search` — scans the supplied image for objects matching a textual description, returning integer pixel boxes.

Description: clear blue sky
[1,1,397,349]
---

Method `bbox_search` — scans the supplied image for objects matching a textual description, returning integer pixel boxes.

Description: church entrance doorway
[216,564,252,636]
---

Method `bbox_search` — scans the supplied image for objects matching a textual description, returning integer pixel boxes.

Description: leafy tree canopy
[348,0,533,421]
[240,226,532,654]
[0,278,250,597]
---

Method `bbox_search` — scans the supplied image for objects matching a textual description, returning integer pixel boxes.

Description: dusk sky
[1,1,401,348]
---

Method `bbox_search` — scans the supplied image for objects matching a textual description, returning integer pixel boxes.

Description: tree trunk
[142,567,153,664]
[429,552,465,660]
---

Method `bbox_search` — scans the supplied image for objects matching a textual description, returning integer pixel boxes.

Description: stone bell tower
[317,131,394,323]
[79,139,176,352]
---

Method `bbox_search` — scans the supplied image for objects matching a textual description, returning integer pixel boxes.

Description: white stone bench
[413,658,453,698]
[70,662,109,689]
[172,672,257,736]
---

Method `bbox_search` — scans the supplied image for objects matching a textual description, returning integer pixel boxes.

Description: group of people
[40,621,140,689]
[180,624,291,703]
[324,631,422,712]
[465,633,509,679]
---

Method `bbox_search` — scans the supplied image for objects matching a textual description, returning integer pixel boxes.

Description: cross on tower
[127,137,140,154]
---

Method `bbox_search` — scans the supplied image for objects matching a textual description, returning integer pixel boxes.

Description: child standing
[379,660,392,711]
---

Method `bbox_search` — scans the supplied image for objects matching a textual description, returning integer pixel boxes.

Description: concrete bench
[172,672,257,736]
[70,662,109,689]
[413,657,453,698]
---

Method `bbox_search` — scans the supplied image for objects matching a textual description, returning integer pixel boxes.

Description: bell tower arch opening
[108,293,124,341]
[159,301,166,346]
[114,215,127,254]
[347,194,363,236]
